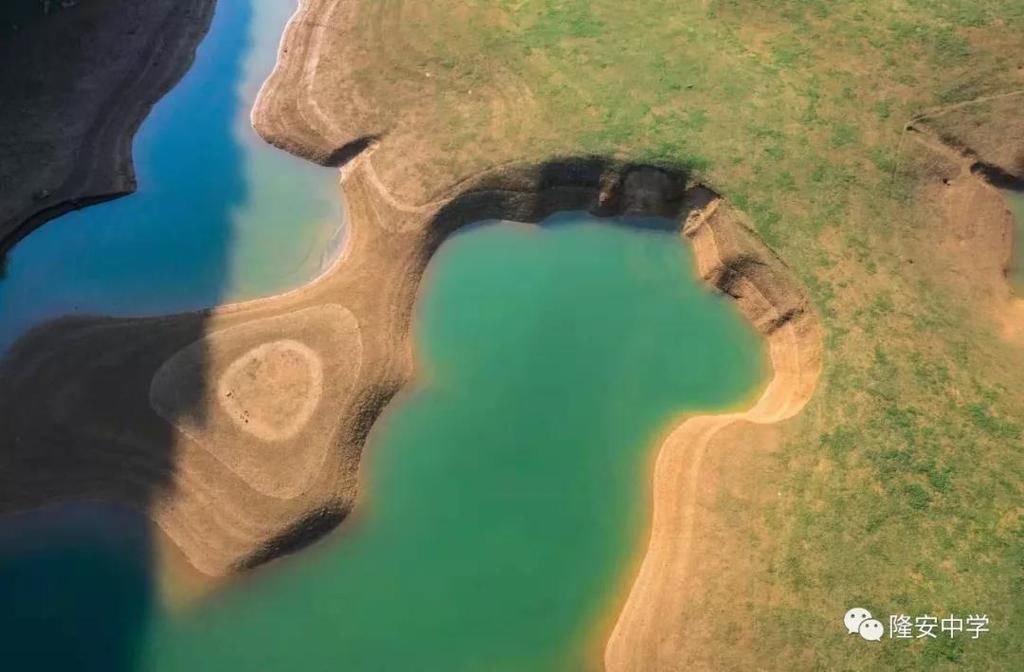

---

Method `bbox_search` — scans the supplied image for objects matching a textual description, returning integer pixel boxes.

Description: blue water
[0,0,342,350]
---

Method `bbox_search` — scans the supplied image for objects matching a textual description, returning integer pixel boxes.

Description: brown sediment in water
[0,0,217,256]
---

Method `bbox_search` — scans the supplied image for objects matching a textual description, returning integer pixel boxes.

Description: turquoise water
[0,0,341,350]
[1,215,764,670]
[1006,190,1024,290]
[0,0,765,667]
[135,215,761,671]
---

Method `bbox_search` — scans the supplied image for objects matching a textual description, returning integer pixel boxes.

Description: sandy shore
[604,200,823,671]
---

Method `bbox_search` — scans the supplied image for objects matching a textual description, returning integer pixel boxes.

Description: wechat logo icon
[845,607,884,642]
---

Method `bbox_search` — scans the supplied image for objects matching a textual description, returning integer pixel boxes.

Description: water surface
[0,1,765,667]
[0,505,154,672]
[137,214,765,671]
[0,0,341,349]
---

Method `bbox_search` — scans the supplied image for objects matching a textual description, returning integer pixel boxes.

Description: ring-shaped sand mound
[150,304,362,499]
[217,339,324,442]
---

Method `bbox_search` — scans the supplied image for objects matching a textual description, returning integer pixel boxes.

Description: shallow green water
[0,215,763,670]
[130,214,763,671]
[1006,190,1024,290]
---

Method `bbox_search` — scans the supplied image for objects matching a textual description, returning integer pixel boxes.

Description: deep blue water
[0,2,341,667]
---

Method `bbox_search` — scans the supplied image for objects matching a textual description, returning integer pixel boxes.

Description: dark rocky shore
[0,0,217,256]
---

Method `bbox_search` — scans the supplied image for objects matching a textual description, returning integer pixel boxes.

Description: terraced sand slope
[0,150,439,576]
[150,306,362,500]
[0,303,368,576]
[251,0,547,205]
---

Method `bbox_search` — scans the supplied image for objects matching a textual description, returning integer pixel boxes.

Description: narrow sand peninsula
[0,0,216,254]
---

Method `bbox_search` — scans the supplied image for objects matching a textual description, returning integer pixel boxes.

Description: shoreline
[0,157,823,590]
[249,0,369,166]
[0,1,824,664]
[0,0,350,354]
[604,198,824,671]
[0,0,217,257]
[4,177,352,342]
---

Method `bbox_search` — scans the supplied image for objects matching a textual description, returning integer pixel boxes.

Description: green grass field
[343,1,1024,668]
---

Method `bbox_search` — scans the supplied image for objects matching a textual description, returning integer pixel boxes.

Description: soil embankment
[907,101,1024,340]
[917,92,1024,183]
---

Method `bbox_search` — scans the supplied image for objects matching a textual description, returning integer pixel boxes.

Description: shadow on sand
[0,1,249,669]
